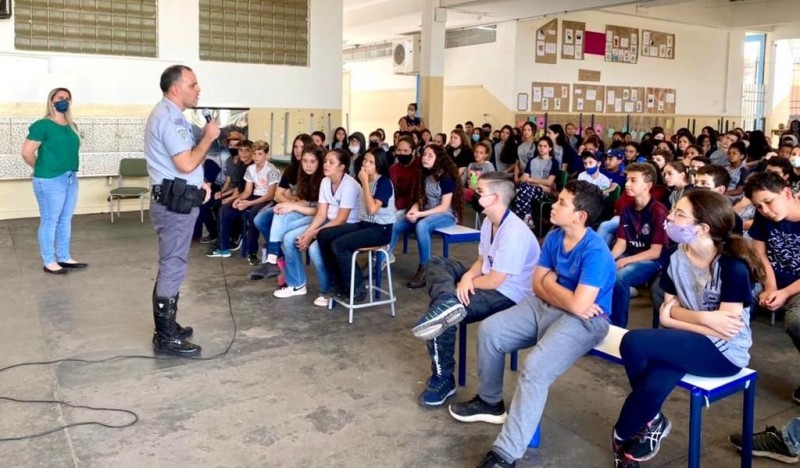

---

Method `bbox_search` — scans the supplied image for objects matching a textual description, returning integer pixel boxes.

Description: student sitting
[448,129,475,176]
[273,149,361,300]
[462,141,496,205]
[447,181,614,468]
[601,148,627,193]
[206,139,253,247]
[612,190,762,467]
[388,144,463,289]
[726,141,749,204]
[260,145,324,280]
[410,172,539,407]
[317,148,396,304]
[663,161,692,210]
[510,136,559,226]
[577,151,612,193]
[208,140,279,260]
[250,134,313,280]
[746,172,800,402]
[610,163,669,327]
[389,136,419,218]
[734,156,794,231]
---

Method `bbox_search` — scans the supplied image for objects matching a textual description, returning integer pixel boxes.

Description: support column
[420,0,446,133]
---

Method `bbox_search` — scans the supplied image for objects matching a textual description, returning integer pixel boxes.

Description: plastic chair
[109,158,150,223]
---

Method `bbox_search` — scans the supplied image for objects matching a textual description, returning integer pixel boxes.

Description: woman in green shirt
[21,87,87,274]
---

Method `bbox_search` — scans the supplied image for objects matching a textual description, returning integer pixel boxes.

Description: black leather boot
[152,286,193,340]
[407,264,427,289]
[152,295,201,357]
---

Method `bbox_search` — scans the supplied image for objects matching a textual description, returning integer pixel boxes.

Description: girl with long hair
[388,144,463,289]
[494,125,518,174]
[663,161,691,209]
[613,190,764,466]
[21,87,86,274]
[330,127,348,150]
[511,136,559,225]
[317,148,397,304]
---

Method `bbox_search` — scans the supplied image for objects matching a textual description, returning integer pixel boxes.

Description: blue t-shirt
[538,228,616,316]
[601,166,626,188]
[749,211,800,289]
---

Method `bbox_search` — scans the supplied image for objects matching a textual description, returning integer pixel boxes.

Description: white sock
[266,254,278,264]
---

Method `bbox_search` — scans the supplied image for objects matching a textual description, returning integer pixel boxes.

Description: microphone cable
[0,257,238,442]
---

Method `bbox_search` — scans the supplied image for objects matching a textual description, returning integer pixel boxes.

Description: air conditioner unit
[392,36,421,75]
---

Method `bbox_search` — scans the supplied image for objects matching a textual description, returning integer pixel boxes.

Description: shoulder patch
[177,127,190,141]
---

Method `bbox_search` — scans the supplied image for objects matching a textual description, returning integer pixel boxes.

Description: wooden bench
[529,325,756,468]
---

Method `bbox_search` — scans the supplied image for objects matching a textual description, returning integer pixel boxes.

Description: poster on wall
[605,25,639,64]
[641,29,675,60]
[645,87,677,114]
[531,82,570,112]
[605,86,646,114]
[572,84,606,114]
[536,19,558,64]
[561,20,585,60]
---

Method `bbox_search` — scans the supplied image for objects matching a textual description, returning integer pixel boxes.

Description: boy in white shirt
[577,151,613,194]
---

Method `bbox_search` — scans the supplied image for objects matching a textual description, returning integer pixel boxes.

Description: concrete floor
[0,211,797,468]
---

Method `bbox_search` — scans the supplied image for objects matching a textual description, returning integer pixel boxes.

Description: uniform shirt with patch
[478,211,540,303]
[538,228,616,316]
[616,198,669,256]
[423,175,456,214]
[144,97,202,187]
[660,249,753,368]
[244,162,281,197]
[319,174,361,223]
[749,211,800,289]
[577,170,612,190]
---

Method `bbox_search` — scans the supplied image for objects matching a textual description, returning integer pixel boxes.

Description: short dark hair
[626,162,657,184]
[745,171,790,200]
[766,156,794,179]
[690,156,712,166]
[473,141,492,157]
[729,141,747,155]
[696,164,730,189]
[465,120,474,126]
[396,135,415,149]
[240,139,253,148]
[563,180,604,226]
[160,65,192,93]
[311,130,326,142]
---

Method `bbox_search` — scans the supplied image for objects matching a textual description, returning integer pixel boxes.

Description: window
[14,0,157,57]
[199,0,309,66]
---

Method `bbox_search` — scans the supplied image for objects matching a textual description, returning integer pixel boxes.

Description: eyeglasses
[669,209,698,222]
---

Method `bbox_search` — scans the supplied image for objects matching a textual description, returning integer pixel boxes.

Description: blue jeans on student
[283,222,329,293]
[268,211,312,256]
[611,258,661,327]
[614,329,740,439]
[388,212,456,265]
[596,216,619,247]
[783,418,800,456]
[32,171,79,266]
[253,206,275,242]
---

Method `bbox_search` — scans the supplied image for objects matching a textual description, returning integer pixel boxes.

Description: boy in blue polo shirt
[746,171,800,402]
[412,172,540,407]
[610,162,669,327]
[448,180,615,468]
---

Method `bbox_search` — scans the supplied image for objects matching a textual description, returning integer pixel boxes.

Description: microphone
[202,109,212,123]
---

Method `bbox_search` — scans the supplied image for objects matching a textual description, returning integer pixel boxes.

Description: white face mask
[792,157,800,169]
[349,145,360,154]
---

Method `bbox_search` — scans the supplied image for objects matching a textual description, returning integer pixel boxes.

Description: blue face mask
[586,165,599,175]
[54,99,69,113]
[471,134,480,143]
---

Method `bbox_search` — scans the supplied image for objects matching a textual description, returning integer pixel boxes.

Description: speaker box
[0,0,11,20]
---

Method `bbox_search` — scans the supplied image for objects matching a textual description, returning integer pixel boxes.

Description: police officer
[144,65,219,356]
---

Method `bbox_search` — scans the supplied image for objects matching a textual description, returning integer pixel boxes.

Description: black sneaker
[249,264,268,280]
[264,262,281,278]
[449,395,507,424]
[476,450,515,468]
[793,386,800,405]
[730,425,799,463]
[625,413,672,462]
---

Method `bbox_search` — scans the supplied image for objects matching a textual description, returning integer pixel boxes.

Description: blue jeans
[283,222,329,293]
[253,206,275,240]
[32,171,79,266]
[388,212,456,264]
[269,211,312,256]
[596,216,619,247]
[614,329,740,439]
[611,259,661,327]
[784,418,800,456]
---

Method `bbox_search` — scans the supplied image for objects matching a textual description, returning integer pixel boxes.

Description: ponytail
[719,235,766,283]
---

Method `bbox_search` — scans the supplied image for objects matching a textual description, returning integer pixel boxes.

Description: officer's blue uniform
[144,97,202,298]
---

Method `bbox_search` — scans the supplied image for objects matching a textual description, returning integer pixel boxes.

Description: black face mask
[229,147,239,157]
[369,141,379,149]
[397,155,413,166]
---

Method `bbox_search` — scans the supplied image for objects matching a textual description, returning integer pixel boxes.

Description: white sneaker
[313,295,330,307]
[274,285,307,298]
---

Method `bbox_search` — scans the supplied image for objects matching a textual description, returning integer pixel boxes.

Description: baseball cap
[606,148,625,159]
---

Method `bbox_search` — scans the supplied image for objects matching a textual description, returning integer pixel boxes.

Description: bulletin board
[561,20,585,60]
[605,25,639,64]
[641,29,675,60]
[572,84,606,113]
[531,82,571,113]
[645,87,677,114]
[535,19,559,64]
[605,86,646,114]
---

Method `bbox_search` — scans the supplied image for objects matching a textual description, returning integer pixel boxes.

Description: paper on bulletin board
[586,89,596,100]
[536,18,559,64]
[562,21,586,61]
[543,87,555,98]
[533,87,542,103]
